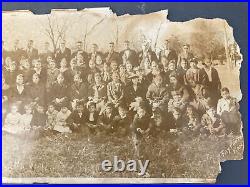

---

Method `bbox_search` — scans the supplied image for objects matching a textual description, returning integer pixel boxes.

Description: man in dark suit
[88,43,103,62]
[71,41,88,62]
[25,40,39,62]
[120,40,138,67]
[54,39,71,65]
[159,39,178,64]
[104,42,121,65]
[39,41,54,65]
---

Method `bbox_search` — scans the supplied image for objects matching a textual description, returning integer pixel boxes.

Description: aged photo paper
[2,8,244,183]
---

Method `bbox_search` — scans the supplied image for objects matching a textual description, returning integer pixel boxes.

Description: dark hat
[128,74,139,79]
[109,42,114,45]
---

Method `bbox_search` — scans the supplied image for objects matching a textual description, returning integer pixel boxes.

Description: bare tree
[40,14,70,53]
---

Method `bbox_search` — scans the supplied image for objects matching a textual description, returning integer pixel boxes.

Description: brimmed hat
[128,74,139,79]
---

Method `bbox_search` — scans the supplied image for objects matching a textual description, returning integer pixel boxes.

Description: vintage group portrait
[2,5,244,184]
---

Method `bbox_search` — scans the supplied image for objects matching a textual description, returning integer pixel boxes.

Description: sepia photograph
[2,3,246,184]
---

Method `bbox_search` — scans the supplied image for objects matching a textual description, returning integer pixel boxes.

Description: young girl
[85,101,99,137]
[54,105,72,133]
[20,104,33,132]
[3,105,22,134]
[46,104,58,130]
[102,63,111,83]
[59,58,71,85]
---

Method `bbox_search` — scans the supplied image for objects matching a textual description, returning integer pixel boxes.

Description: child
[131,104,151,158]
[85,101,99,136]
[59,58,71,85]
[110,60,119,73]
[45,104,58,130]
[95,55,104,71]
[217,87,241,135]
[54,105,72,133]
[29,73,46,106]
[3,105,22,134]
[67,102,86,133]
[107,72,124,108]
[46,60,60,92]
[119,65,128,85]
[102,63,111,83]
[112,104,132,136]
[98,102,116,134]
[89,72,107,113]
[19,58,33,84]
[182,105,201,137]
[87,59,98,85]
[20,104,33,132]
[146,74,169,112]
[168,91,186,113]
[70,74,89,110]
[5,61,18,87]
[50,73,69,110]
[30,104,47,129]
[201,105,225,136]
[32,60,47,84]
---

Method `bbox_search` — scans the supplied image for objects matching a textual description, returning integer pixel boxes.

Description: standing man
[55,39,71,65]
[10,39,25,64]
[104,42,121,65]
[25,40,39,62]
[159,39,178,65]
[120,40,138,67]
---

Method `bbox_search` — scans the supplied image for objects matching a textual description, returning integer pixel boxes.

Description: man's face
[77,105,84,113]
[60,42,65,49]
[28,41,33,48]
[132,77,139,85]
[205,59,212,67]
[109,44,114,51]
[47,56,53,63]
[183,45,189,52]
[124,43,129,50]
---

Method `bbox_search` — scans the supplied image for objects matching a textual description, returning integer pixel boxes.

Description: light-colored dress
[53,110,72,133]
[3,112,23,134]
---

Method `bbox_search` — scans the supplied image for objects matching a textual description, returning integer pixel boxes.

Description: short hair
[109,42,114,45]
[124,40,130,44]
[221,87,230,93]
[29,40,34,43]
[77,41,82,44]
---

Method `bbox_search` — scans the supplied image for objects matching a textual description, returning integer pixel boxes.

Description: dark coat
[55,47,71,65]
[159,49,178,63]
[104,51,122,65]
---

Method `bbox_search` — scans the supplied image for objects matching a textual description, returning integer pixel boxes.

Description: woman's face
[168,63,175,71]
[48,105,55,113]
[57,75,64,84]
[23,60,30,69]
[49,61,56,69]
[126,63,133,71]
[32,74,40,84]
[89,60,96,69]
[94,74,102,83]
[170,77,178,85]
[16,75,24,85]
[60,59,67,68]
[96,56,103,65]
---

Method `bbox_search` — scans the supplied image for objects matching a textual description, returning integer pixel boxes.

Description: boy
[217,87,241,135]
[67,102,86,134]
[107,72,124,108]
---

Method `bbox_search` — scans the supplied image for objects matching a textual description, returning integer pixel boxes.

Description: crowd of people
[2,38,241,141]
